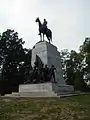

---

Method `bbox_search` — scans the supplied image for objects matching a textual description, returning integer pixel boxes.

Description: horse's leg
[40,34,42,41]
[43,34,44,41]
[46,34,49,43]
[48,37,50,43]
[47,36,50,43]
[46,29,52,43]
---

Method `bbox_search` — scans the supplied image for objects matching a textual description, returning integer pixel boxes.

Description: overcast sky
[0,0,90,51]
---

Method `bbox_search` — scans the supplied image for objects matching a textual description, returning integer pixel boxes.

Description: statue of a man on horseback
[35,17,52,43]
[38,19,48,35]
[43,19,48,30]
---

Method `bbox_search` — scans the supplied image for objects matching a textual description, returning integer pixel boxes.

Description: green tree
[22,49,32,83]
[80,38,90,80]
[0,29,27,91]
[61,49,85,90]
[60,49,72,84]
[70,50,85,89]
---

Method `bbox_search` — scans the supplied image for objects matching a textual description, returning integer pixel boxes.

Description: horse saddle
[42,25,47,33]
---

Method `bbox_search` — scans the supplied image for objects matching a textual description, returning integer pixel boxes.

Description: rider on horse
[38,19,48,35]
[43,19,47,29]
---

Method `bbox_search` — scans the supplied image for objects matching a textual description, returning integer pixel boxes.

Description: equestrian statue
[35,17,52,43]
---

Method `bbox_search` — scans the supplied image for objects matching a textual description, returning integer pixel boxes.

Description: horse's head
[35,17,39,22]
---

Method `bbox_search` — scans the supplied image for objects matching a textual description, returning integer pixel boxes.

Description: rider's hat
[44,18,46,21]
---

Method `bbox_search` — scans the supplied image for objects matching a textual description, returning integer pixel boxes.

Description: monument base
[17,83,74,97]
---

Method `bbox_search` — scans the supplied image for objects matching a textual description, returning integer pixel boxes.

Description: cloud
[0,0,89,51]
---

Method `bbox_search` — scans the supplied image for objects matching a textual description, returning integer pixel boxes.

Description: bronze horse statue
[35,17,52,43]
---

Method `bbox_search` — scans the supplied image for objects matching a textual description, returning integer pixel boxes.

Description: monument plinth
[19,41,74,97]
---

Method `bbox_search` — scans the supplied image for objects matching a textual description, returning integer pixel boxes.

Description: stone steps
[5,91,57,97]
[19,91,57,97]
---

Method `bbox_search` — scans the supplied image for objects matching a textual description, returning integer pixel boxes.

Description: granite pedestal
[19,83,73,97]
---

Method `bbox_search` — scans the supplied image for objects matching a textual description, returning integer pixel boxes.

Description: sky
[0,0,90,51]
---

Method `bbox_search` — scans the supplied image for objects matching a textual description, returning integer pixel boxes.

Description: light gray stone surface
[19,83,53,92]
[19,83,57,97]
[19,83,73,97]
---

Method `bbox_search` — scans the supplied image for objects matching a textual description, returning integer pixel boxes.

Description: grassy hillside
[0,95,90,120]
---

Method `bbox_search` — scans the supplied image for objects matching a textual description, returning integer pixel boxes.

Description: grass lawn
[0,95,90,120]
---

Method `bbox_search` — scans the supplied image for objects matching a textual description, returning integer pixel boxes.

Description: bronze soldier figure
[43,64,49,82]
[50,65,57,83]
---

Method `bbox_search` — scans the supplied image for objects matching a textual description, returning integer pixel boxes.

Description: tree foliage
[0,29,32,94]
[80,38,90,78]
[60,37,90,90]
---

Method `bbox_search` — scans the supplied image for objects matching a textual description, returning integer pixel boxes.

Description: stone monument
[18,18,74,97]
[31,41,64,84]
